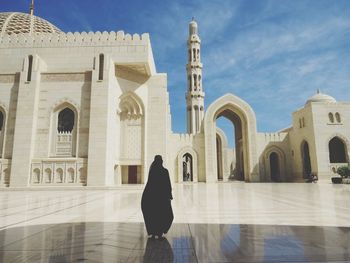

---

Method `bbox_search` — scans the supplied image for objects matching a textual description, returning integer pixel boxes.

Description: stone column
[10,55,44,186]
[87,55,117,186]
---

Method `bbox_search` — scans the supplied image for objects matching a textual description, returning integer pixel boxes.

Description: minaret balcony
[186,62,203,69]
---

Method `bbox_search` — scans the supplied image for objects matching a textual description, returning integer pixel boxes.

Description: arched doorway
[269,152,280,182]
[119,92,144,184]
[204,94,259,182]
[183,153,193,182]
[264,146,286,182]
[329,136,348,163]
[216,124,232,181]
[301,141,311,179]
[177,147,198,183]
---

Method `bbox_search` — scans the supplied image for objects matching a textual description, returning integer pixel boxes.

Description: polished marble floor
[1,182,350,262]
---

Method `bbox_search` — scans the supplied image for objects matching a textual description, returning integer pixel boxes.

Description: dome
[305,90,336,106]
[0,12,62,35]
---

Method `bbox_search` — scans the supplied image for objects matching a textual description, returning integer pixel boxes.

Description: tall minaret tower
[186,18,205,134]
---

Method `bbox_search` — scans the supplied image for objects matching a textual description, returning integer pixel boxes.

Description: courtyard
[0,182,350,262]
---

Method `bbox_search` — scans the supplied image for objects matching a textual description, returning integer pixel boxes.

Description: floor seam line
[188,223,199,263]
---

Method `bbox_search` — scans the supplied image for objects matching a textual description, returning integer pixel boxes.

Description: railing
[56,131,73,156]
[30,159,87,186]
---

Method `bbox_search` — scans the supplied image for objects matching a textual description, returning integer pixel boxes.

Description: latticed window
[57,108,74,132]
[55,107,76,157]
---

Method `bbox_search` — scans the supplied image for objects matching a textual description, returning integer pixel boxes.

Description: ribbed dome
[305,90,336,106]
[0,12,62,35]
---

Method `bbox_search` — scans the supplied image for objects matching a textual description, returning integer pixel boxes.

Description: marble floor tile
[1,183,350,262]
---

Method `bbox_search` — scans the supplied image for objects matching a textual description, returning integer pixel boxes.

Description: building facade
[0,12,349,187]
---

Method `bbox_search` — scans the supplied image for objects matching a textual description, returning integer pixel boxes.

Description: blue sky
[2,0,350,147]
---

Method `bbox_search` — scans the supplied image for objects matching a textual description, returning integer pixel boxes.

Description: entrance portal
[128,165,137,184]
[301,141,311,179]
[269,152,280,182]
[329,136,348,163]
[204,94,259,183]
[121,165,142,184]
[215,109,245,181]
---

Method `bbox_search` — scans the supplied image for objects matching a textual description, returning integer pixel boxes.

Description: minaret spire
[186,19,205,134]
[29,0,34,16]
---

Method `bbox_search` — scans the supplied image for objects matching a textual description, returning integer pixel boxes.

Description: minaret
[186,18,205,134]
[29,0,34,15]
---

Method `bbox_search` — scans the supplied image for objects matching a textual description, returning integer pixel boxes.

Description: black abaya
[141,159,173,236]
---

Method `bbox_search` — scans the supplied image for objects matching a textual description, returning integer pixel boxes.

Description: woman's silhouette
[141,155,173,238]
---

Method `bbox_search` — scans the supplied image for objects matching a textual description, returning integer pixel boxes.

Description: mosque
[0,7,349,188]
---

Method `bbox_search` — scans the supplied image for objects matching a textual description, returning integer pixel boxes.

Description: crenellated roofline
[0,30,150,48]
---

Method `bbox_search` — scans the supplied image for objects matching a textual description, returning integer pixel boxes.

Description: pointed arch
[204,94,258,182]
[118,91,144,119]
[301,140,312,178]
[51,98,80,114]
[177,147,198,183]
[263,145,286,182]
[328,136,348,163]
[50,100,79,157]
[118,92,145,183]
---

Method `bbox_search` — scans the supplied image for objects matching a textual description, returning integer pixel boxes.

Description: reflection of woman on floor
[143,237,173,262]
[141,155,174,238]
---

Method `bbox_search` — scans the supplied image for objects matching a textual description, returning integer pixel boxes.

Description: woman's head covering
[147,155,164,185]
[153,155,163,166]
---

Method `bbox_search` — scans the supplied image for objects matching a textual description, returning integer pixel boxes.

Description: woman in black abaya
[141,155,173,238]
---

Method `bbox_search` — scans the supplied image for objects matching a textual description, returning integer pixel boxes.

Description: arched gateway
[204,94,259,182]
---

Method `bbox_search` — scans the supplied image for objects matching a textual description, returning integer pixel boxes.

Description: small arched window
[302,117,305,127]
[193,74,197,90]
[299,119,302,128]
[98,54,104,81]
[335,112,341,123]
[33,168,40,183]
[198,75,201,87]
[193,48,196,61]
[57,108,75,132]
[328,113,334,123]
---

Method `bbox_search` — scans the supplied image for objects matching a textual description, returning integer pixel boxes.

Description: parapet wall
[172,133,194,144]
[0,31,150,48]
[259,132,288,144]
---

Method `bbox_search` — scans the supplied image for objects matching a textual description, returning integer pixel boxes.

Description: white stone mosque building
[0,7,349,188]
